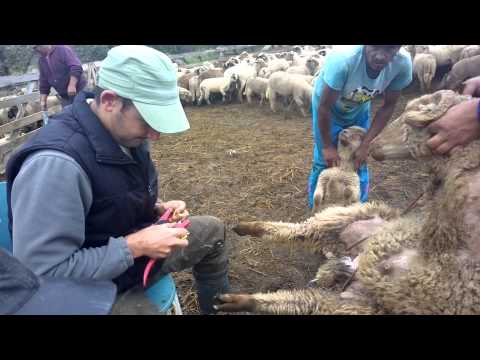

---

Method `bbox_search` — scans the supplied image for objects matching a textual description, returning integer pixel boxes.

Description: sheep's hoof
[232,222,266,237]
[213,293,256,313]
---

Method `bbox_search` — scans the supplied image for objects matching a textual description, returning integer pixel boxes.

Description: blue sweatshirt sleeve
[11,150,134,280]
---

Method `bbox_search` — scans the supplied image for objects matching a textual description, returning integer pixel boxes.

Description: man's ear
[99,90,120,112]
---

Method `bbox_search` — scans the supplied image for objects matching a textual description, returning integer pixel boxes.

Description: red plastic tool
[142,209,191,288]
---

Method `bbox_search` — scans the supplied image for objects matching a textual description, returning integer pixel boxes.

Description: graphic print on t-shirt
[339,86,381,111]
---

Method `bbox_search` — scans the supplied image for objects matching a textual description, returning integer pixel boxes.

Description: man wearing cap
[6,45,229,314]
[34,45,87,110]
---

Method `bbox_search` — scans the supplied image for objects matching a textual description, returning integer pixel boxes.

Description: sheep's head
[338,126,366,160]
[293,45,302,54]
[306,57,320,75]
[370,90,471,162]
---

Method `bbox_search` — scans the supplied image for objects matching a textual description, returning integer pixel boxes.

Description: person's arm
[60,46,83,96]
[38,60,50,110]
[11,150,134,279]
[317,84,342,167]
[316,51,348,167]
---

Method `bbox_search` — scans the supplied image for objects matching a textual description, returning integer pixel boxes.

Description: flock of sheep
[176,45,329,117]
[409,45,480,93]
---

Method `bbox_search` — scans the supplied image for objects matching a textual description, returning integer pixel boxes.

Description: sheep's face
[293,46,302,54]
[370,90,471,161]
[338,126,366,156]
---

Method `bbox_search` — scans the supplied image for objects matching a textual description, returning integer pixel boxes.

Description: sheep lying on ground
[312,126,366,213]
[437,55,480,90]
[267,72,313,117]
[413,53,437,93]
[198,74,240,105]
[244,77,269,105]
[215,90,480,315]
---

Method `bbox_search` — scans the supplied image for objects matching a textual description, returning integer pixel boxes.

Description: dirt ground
[150,82,431,314]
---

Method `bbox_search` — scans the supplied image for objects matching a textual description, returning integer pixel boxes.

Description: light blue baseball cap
[98,45,190,134]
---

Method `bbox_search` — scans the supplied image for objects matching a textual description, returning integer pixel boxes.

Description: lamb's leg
[213,288,375,315]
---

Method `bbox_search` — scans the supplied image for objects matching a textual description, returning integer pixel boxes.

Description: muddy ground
[149,81,433,315]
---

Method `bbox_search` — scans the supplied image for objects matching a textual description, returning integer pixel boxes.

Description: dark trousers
[112,216,230,315]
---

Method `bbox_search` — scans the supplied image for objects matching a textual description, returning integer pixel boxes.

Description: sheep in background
[413,53,437,93]
[244,77,269,105]
[267,72,313,117]
[198,74,240,105]
[437,55,480,90]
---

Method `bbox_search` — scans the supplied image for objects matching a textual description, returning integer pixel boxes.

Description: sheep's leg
[237,80,245,103]
[269,91,278,112]
[214,288,374,315]
[233,202,398,255]
[294,96,308,117]
[309,256,357,289]
[246,89,253,105]
[198,88,204,106]
[205,89,212,105]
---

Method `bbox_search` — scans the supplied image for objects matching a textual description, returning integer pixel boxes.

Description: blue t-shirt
[313,45,413,124]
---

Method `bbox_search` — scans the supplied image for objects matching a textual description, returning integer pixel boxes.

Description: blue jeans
[308,101,370,209]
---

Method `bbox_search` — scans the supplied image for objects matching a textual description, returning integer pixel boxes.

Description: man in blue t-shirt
[308,45,413,208]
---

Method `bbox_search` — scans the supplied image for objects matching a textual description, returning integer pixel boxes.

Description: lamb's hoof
[213,293,256,313]
[232,222,266,237]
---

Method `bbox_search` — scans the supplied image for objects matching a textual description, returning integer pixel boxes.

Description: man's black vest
[6,91,160,292]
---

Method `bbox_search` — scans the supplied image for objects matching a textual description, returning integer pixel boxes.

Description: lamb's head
[254,59,267,74]
[370,90,471,162]
[338,126,367,161]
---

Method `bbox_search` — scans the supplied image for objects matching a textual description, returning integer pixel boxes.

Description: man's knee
[189,215,225,247]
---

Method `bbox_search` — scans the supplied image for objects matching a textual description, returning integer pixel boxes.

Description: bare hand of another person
[462,76,480,97]
[427,99,480,155]
[353,144,369,170]
[322,146,340,168]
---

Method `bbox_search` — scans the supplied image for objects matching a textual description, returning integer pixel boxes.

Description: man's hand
[67,84,77,98]
[353,143,369,170]
[125,223,189,259]
[155,200,189,221]
[322,146,340,168]
[427,98,480,155]
[462,76,480,97]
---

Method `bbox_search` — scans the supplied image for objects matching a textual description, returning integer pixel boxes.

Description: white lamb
[198,74,240,105]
